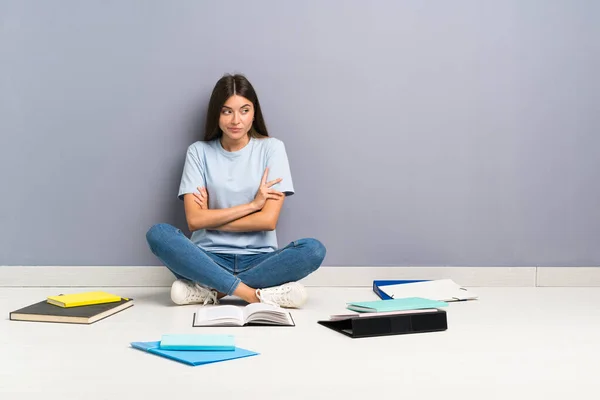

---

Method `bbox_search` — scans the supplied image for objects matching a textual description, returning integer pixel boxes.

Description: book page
[193,305,244,326]
[243,303,281,317]
[243,303,293,325]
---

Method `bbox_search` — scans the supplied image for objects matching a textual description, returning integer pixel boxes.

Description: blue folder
[131,341,258,366]
[373,280,430,300]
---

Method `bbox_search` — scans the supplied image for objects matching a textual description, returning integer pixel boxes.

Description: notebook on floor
[346,297,448,313]
[9,298,134,324]
[46,291,123,307]
[159,334,235,351]
[131,341,258,366]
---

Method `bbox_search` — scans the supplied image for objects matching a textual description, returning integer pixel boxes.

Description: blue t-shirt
[178,136,294,254]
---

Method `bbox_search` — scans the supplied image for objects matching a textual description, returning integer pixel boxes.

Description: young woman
[146,74,326,308]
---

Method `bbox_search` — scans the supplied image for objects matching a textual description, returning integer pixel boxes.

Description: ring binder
[318,309,448,338]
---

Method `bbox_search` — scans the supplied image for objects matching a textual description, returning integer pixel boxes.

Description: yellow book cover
[47,291,122,308]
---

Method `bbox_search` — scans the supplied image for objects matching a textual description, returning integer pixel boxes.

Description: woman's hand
[251,167,284,211]
[193,186,209,209]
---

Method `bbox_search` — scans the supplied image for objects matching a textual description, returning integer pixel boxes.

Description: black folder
[317,309,447,338]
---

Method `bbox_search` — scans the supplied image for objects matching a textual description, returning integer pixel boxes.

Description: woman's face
[219,95,254,142]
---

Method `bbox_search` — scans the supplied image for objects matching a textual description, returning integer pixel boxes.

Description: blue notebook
[346,297,448,313]
[159,334,235,351]
[131,341,258,366]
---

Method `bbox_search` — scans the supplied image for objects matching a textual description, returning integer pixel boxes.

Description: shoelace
[257,285,291,307]
[185,283,219,305]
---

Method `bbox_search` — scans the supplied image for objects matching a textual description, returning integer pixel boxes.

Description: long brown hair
[203,74,269,141]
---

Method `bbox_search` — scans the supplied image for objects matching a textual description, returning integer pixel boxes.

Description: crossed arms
[183,167,286,233]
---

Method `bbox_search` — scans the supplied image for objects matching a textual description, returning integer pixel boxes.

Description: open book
[193,303,295,327]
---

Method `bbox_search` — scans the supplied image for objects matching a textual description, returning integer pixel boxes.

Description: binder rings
[318,309,447,338]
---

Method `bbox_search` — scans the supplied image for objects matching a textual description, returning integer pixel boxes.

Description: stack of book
[9,291,134,324]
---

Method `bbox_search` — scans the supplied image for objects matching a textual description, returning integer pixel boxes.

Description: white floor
[2,286,600,400]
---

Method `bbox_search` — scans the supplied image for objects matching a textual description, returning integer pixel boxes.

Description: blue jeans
[145,223,326,295]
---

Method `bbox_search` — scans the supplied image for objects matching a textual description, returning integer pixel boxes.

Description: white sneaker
[170,279,219,306]
[256,282,307,308]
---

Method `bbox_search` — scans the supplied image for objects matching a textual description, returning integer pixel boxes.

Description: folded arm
[183,194,260,232]
[213,196,285,232]
[186,168,286,233]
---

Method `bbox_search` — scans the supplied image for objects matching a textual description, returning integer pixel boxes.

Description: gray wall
[1,0,598,267]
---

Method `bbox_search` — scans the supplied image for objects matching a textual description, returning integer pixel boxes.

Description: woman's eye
[221,110,231,114]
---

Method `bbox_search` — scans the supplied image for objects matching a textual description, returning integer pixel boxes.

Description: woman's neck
[220,135,250,152]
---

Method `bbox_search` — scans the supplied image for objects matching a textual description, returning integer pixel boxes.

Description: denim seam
[226,277,242,296]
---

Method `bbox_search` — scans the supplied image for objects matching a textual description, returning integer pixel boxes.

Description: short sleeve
[178,145,205,200]
[266,139,294,196]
